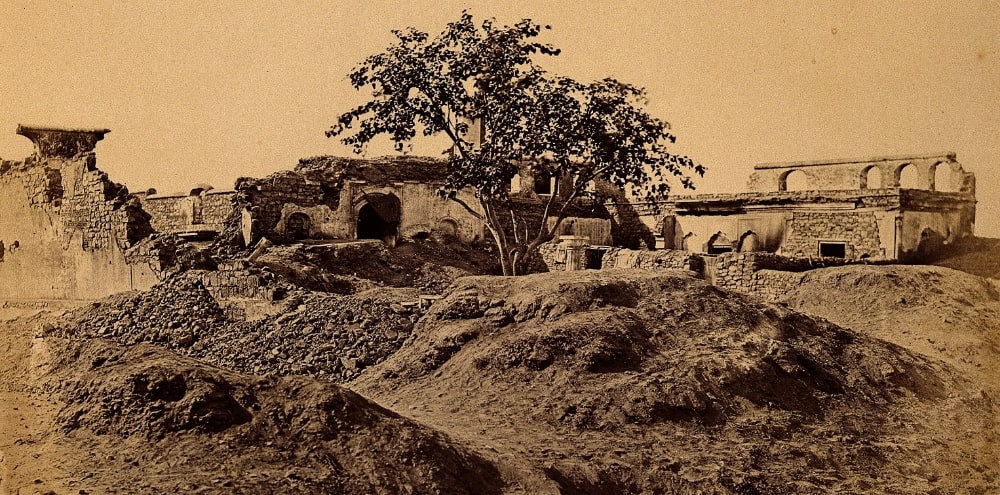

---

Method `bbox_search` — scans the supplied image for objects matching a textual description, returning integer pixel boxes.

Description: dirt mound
[353,269,998,493]
[51,274,421,381]
[771,264,1000,385]
[35,336,505,494]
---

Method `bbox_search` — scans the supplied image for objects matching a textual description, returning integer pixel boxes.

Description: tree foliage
[329,11,705,275]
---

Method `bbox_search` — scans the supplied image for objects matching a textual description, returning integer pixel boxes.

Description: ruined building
[0,126,161,299]
[0,125,978,301]
[657,154,976,262]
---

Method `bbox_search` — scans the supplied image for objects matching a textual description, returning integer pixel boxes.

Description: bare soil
[1,263,997,494]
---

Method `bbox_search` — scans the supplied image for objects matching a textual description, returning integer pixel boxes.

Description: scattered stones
[54,272,425,382]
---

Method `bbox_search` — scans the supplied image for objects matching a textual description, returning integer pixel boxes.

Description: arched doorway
[356,193,402,242]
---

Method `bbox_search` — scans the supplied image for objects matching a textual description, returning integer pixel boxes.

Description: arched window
[738,231,760,252]
[781,170,809,192]
[437,218,459,237]
[897,163,921,189]
[934,162,959,192]
[862,166,882,189]
[681,232,696,252]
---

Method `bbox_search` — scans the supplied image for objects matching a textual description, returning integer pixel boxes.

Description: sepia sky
[1,1,998,235]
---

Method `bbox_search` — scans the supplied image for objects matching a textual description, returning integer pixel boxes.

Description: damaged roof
[295,155,450,186]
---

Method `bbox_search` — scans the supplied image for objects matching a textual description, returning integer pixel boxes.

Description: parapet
[746,153,973,195]
[16,125,111,159]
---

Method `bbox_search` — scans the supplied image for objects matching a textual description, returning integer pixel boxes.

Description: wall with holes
[746,153,974,194]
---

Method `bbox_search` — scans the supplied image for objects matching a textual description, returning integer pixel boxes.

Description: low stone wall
[541,239,890,302]
[710,252,888,299]
[601,247,702,272]
[200,264,276,301]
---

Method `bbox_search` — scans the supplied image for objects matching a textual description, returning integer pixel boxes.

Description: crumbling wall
[747,153,972,193]
[0,127,160,300]
[139,189,236,235]
[670,211,789,254]
[600,247,702,271]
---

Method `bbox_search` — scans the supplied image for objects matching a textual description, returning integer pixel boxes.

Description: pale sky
[1,1,997,235]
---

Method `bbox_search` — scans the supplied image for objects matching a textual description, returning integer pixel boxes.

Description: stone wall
[0,127,161,300]
[229,158,488,248]
[139,189,236,235]
[709,252,882,299]
[600,247,702,272]
[780,211,884,259]
[747,153,974,193]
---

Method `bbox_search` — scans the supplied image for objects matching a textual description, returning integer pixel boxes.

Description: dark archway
[286,212,311,239]
[356,193,401,242]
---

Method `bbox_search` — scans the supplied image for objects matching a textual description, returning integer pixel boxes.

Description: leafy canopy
[329,12,705,274]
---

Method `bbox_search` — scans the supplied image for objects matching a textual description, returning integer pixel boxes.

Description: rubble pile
[53,274,422,381]
[197,289,421,380]
[53,273,228,349]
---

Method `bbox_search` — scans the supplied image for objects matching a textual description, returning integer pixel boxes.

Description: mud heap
[353,269,998,494]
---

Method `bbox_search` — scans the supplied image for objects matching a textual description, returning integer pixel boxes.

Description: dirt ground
[1,259,998,494]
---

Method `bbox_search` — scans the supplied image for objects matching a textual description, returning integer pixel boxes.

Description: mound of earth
[16,331,506,494]
[353,269,998,494]
[769,264,1000,386]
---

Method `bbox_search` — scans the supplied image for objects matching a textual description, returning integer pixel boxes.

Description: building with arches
[660,153,976,262]
[230,155,488,248]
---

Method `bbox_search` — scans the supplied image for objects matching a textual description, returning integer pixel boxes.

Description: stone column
[560,235,588,271]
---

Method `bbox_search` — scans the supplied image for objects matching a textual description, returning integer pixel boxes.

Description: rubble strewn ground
[2,239,999,494]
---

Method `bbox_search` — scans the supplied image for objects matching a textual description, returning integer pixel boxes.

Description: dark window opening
[534,169,553,195]
[819,242,847,258]
[707,245,733,255]
[585,247,608,269]
[286,212,311,239]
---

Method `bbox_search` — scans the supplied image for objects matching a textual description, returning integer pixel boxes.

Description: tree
[328,12,705,275]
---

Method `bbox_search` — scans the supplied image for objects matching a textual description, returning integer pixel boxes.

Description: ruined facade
[658,153,976,262]
[0,126,161,300]
[230,156,487,248]
[133,186,235,240]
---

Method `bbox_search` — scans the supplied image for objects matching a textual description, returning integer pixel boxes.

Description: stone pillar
[560,235,588,271]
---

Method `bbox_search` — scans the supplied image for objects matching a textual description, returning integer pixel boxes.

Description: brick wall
[238,171,329,237]
[0,152,159,299]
